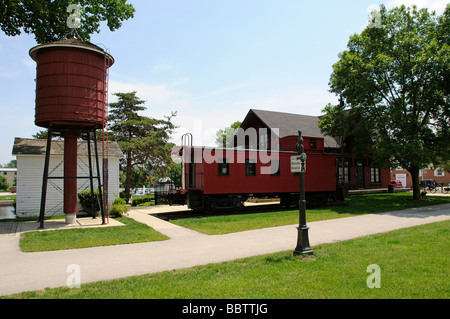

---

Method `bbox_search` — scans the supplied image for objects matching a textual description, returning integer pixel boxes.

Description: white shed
[12,137,123,218]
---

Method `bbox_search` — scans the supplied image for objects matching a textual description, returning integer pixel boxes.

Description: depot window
[336,158,351,185]
[218,158,229,176]
[370,162,381,184]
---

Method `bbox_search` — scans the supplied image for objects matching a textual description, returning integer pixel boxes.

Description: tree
[215,121,242,148]
[3,160,17,168]
[320,5,449,200]
[108,91,177,201]
[32,130,63,140]
[0,0,135,44]
[0,175,9,191]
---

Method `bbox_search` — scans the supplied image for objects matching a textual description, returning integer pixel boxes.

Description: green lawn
[19,217,169,252]
[0,195,15,201]
[7,220,449,299]
[171,193,450,235]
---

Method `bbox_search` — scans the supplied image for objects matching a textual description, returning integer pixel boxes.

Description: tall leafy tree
[108,91,177,200]
[215,121,242,148]
[320,5,449,200]
[0,0,135,44]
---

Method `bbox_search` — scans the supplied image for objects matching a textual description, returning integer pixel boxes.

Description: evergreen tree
[108,91,177,200]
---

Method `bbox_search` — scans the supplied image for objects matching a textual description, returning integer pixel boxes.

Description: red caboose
[169,139,339,210]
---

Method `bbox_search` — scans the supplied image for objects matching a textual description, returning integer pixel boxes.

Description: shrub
[109,202,128,218]
[113,197,127,205]
[131,195,154,207]
[0,175,9,191]
[78,189,101,215]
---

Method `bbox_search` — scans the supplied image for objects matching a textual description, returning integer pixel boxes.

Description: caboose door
[188,148,196,189]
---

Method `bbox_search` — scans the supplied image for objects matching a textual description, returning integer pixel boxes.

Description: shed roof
[12,138,123,158]
[242,109,340,149]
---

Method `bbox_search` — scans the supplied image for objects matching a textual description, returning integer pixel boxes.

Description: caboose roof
[241,109,340,149]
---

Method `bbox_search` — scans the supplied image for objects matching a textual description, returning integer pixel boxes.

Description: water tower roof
[29,38,114,66]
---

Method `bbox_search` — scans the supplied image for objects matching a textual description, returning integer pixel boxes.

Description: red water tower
[29,38,114,226]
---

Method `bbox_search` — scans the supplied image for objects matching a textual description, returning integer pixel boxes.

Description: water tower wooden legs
[38,129,106,229]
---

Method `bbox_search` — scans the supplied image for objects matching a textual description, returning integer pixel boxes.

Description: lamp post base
[294,226,314,256]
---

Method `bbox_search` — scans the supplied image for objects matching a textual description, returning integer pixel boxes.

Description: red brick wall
[391,168,450,187]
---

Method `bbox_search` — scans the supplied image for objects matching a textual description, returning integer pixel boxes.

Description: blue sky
[0,0,447,165]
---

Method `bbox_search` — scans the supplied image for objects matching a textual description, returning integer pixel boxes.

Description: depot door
[356,161,365,188]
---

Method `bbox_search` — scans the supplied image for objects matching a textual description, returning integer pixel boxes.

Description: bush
[0,175,9,191]
[131,195,154,207]
[113,197,127,205]
[78,189,101,215]
[109,202,128,218]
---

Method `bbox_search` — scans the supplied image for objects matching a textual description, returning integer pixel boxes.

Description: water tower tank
[29,38,114,130]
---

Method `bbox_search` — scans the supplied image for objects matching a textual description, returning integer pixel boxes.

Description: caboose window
[245,159,256,176]
[218,158,229,176]
[310,139,316,149]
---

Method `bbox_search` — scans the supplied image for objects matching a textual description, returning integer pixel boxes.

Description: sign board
[395,174,407,187]
[291,154,307,173]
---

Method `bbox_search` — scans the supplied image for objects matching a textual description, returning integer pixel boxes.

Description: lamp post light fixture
[294,130,314,256]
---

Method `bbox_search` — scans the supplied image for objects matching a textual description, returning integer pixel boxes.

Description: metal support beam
[86,131,96,219]
[93,135,106,224]
[38,128,53,229]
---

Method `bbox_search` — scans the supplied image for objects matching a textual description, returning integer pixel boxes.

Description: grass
[171,193,450,235]
[0,195,16,201]
[19,217,169,252]
[7,220,449,299]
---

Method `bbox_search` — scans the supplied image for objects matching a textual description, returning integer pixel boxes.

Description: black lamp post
[294,130,314,256]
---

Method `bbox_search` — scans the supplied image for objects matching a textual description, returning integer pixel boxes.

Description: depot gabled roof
[241,109,340,149]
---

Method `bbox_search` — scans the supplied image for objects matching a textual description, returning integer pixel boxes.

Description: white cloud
[108,80,176,105]
[170,108,249,147]
[234,86,336,117]
[385,0,448,13]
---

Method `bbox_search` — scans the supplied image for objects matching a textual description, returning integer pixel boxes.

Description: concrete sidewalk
[0,203,449,297]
